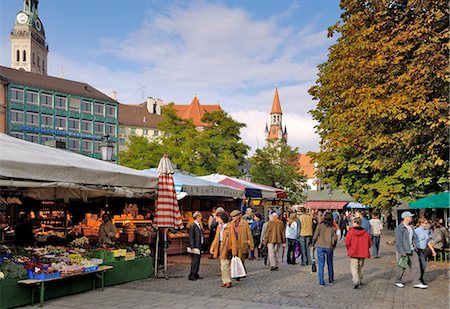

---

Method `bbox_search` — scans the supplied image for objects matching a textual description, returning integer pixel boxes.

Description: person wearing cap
[230,209,254,271]
[395,211,426,289]
[263,212,286,271]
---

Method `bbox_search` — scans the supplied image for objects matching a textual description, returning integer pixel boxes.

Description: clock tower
[10,0,48,75]
[265,87,288,143]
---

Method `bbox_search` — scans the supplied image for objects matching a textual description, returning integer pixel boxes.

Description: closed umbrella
[153,156,183,276]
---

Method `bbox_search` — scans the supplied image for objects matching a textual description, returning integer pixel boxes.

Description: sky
[0,0,342,154]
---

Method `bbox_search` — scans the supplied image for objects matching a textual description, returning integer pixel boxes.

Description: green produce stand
[0,278,30,309]
[103,256,153,286]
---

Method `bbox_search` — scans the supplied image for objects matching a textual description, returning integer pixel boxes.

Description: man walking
[369,212,383,258]
[298,207,314,265]
[188,211,204,281]
[395,211,427,289]
[264,212,286,271]
[230,209,254,269]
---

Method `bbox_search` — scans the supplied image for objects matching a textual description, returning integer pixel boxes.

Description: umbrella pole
[154,229,159,277]
[164,228,168,272]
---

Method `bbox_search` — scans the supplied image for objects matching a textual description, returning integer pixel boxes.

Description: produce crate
[27,270,60,280]
[112,249,126,257]
[124,251,135,261]
[90,250,115,263]
[83,266,99,273]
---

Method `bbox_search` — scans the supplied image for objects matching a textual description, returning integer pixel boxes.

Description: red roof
[166,97,221,127]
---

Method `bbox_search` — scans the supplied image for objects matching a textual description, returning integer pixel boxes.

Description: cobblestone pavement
[23,231,449,309]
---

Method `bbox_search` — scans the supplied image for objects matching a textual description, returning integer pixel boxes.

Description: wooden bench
[18,265,113,307]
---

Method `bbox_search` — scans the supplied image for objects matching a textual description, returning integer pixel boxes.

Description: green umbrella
[409,191,450,209]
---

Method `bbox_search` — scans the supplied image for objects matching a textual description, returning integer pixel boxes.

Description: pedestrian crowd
[187,206,449,290]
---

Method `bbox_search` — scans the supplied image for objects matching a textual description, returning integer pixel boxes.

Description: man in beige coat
[264,212,286,271]
[230,209,254,268]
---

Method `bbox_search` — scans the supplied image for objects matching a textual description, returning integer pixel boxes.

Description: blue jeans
[299,236,311,265]
[371,235,380,257]
[317,247,334,285]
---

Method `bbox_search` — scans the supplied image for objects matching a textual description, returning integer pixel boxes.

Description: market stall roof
[198,174,284,199]
[304,189,353,210]
[409,191,450,209]
[346,202,370,209]
[144,169,244,199]
[0,133,158,200]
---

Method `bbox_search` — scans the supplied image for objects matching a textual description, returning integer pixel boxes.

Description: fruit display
[133,244,151,257]
[70,236,90,247]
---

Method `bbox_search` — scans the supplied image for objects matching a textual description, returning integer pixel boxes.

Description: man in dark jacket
[188,211,204,281]
[395,211,426,289]
[345,218,372,289]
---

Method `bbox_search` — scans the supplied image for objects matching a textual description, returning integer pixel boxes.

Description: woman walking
[312,212,337,287]
[414,218,436,285]
[286,213,298,265]
[210,212,237,288]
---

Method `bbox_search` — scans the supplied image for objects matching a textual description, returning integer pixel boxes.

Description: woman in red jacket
[345,217,372,289]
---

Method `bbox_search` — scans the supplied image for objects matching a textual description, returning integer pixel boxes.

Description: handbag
[397,255,409,269]
[311,247,317,273]
[230,256,247,278]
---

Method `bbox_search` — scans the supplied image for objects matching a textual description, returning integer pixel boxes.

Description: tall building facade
[265,87,287,143]
[10,0,48,75]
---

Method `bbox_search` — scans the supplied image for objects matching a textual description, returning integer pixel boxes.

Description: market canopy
[409,192,450,209]
[304,189,353,210]
[346,202,370,209]
[198,174,285,199]
[144,169,244,199]
[0,133,158,200]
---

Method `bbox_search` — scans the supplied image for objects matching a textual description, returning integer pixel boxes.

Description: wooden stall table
[18,265,113,307]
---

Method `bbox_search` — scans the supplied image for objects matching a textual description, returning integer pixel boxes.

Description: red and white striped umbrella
[153,156,183,228]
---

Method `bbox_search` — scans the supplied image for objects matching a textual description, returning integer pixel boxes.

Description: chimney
[111,91,118,100]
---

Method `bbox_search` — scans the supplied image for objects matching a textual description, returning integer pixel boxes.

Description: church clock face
[35,18,42,31]
[17,12,28,24]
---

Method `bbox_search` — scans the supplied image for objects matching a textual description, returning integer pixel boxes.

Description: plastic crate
[27,270,60,280]
[83,266,99,273]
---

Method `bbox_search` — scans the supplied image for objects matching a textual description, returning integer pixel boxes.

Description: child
[345,217,372,289]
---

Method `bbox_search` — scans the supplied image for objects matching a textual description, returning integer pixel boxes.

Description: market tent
[0,133,158,200]
[409,192,450,209]
[346,202,370,209]
[144,169,244,199]
[199,174,284,199]
[304,189,353,210]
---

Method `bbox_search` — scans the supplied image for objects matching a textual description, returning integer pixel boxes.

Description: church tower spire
[265,87,287,143]
[10,0,48,75]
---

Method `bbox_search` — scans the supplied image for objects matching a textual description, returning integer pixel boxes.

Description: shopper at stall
[188,211,204,281]
[98,212,117,245]
[14,212,36,246]
[230,209,254,268]
[263,212,286,271]
[210,212,237,288]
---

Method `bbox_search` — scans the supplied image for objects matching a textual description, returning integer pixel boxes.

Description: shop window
[10,109,24,124]
[26,112,39,126]
[41,114,53,128]
[41,93,52,107]
[26,91,39,105]
[10,88,24,103]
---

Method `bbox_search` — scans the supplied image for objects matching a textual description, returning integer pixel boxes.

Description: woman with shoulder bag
[210,212,237,288]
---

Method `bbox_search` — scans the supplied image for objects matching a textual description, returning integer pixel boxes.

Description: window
[10,109,24,124]
[153,130,159,137]
[94,103,104,115]
[94,141,101,154]
[143,129,148,135]
[41,93,52,107]
[10,88,24,103]
[41,114,53,127]
[37,56,40,68]
[81,120,92,133]
[55,116,66,130]
[33,52,35,64]
[68,138,80,151]
[119,138,126,145]
[68,118,79,131]
[55,96,67,110]
[81,139,92,152]
[16,50,20,62]
[94,122,104,135]
[41,135,53,144]
[55,137,67,147]
[119,127,125,134]
[25,133,39,143]
[130,128,136,135]
[26,112,39,126]
[69,97,80,112]
[106,124,116,136]
[25,91,39,105]
[11,132,24,139]
[81,100,92,114]
[105,105,116,118]
[23,50,26,61]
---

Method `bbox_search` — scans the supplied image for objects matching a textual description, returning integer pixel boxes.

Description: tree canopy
[308,0,449,208]
[250,140,306,203]
[118,105,249,176]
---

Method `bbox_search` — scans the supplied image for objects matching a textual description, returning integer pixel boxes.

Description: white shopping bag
[230,256,247,278]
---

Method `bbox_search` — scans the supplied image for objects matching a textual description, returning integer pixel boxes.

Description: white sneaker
[395,282,405,288]
[414,283,428,289]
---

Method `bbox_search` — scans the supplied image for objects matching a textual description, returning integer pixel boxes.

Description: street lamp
[100,134,114,162]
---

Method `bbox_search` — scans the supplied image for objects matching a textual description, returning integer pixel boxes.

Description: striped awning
[304,201,348,210]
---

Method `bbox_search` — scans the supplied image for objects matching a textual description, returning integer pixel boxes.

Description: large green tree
[250,140,306,203]
[119,105,249,175]
[308,0,449,208]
